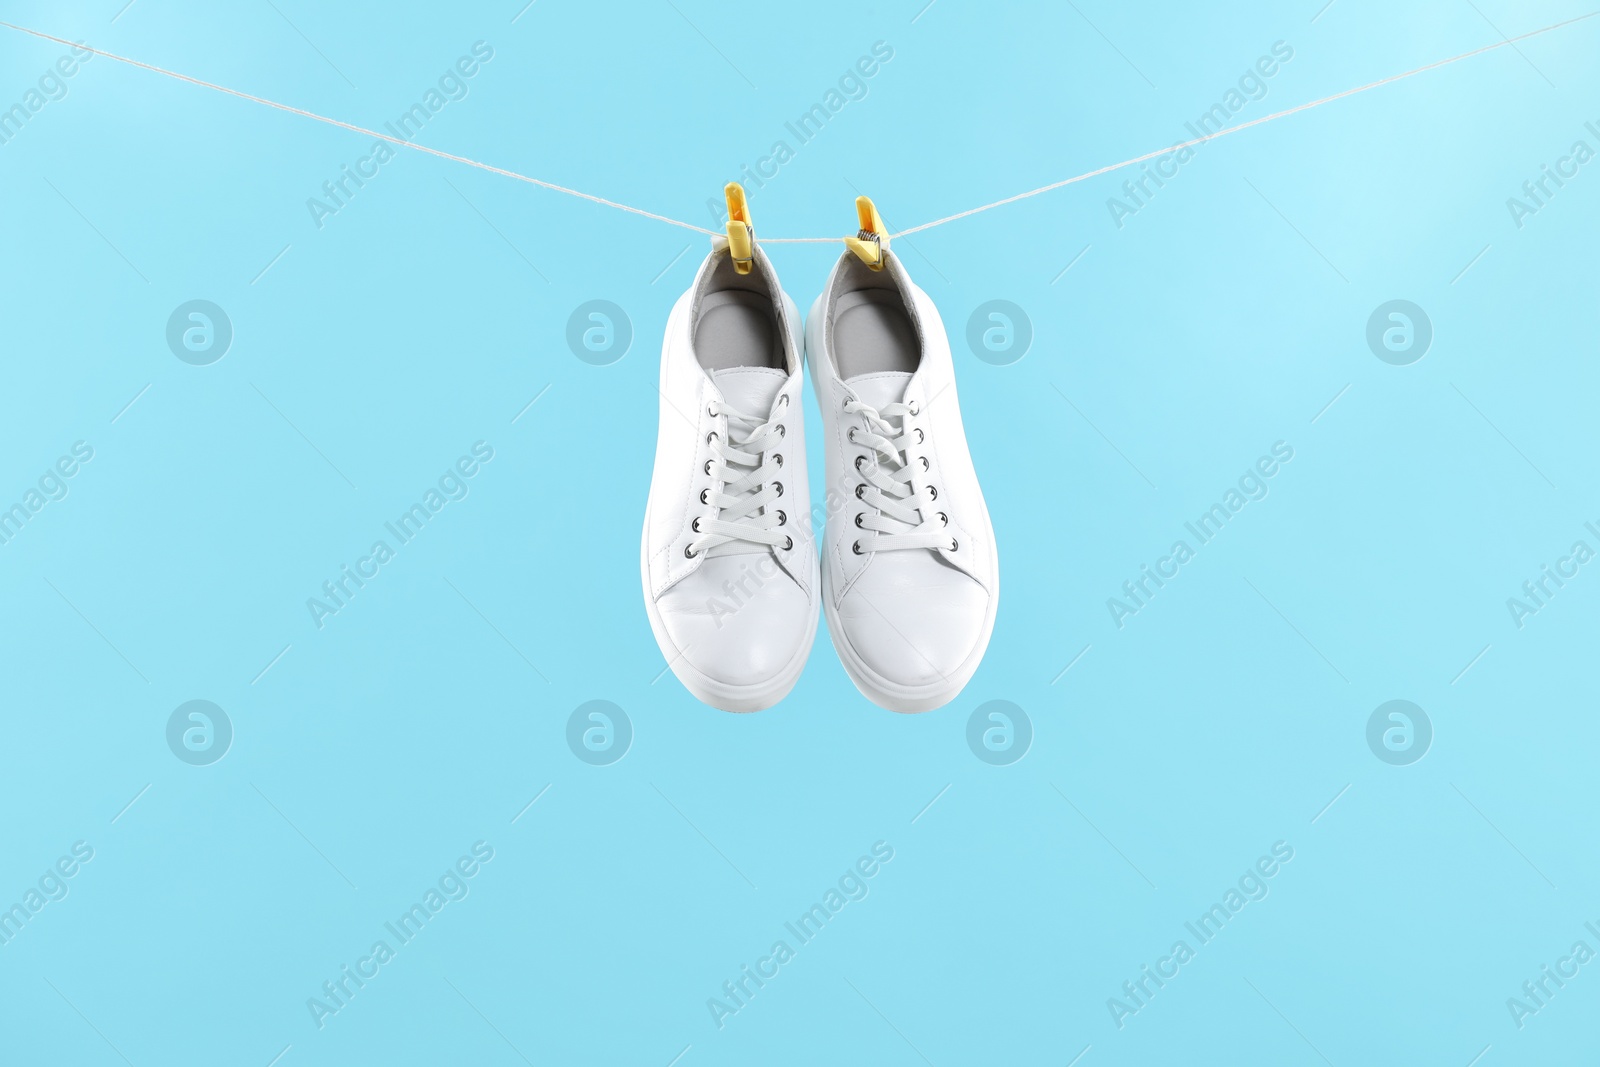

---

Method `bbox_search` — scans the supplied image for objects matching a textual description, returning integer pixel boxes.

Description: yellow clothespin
[843,195,889,270]
[725,182,754,274]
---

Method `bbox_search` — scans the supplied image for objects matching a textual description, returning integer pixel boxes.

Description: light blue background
[2,1,1598,1064]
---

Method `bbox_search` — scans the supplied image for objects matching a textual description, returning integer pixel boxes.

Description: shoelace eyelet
[847,428,857,443]
[938,511,948,526]
[948,538,958,552]
[692,400,793,559]
[919,456,929,471]
[854,512,865,528]
[908,401,920,415]
[926,485,938,500]
[914,428,924,443]
[855,484,866,499]
[854,455,867,472]
[852,540,863,555]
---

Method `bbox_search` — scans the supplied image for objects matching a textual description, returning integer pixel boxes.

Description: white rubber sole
[639,528,819,714]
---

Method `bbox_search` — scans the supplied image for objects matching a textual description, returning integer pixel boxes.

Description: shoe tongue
[706,366,788,558]
[845,371,913,413]
[711,366,787,417]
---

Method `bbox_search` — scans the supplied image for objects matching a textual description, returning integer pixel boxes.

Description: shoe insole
[833,289,919,380]
[695,290,783,372]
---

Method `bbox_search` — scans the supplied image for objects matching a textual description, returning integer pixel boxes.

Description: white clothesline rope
[0,20,715,236]
[2,13,1593,243]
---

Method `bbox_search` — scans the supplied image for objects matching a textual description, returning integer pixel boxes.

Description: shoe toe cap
[655,559,812,688]
[836,564,989,689]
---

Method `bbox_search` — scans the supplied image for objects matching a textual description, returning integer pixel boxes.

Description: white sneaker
[641,243,817,712]
[807,251,998,713]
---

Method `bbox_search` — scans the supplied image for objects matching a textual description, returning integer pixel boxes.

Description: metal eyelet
[773,482,784,496]
[707,404,718,418]
[700,488,710,504]
[854,456,867,472]
[854,484,866,499]
[684,545,697,558]
[706,431,719,445]
[938,511,948,526]
[854,513,865,528]
[704,460,713,475]
[777,394,789,409]
[926,485,938,500]
[908,401,920,415]
[783,536,794,550]
[776,510,787,526]
[919,456,929,471]
[852,540,863,555]
[777,424,786,437]
[914,428,924,443]
[774,454,784,467]
[847,428,857,443]
[692,517,702,532]
[948,538,959,552]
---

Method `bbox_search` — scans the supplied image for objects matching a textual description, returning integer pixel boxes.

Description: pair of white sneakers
[640,199,997,714]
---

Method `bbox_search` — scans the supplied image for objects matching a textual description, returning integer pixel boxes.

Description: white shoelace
[686,397,791,557]
[847,398,957,555]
